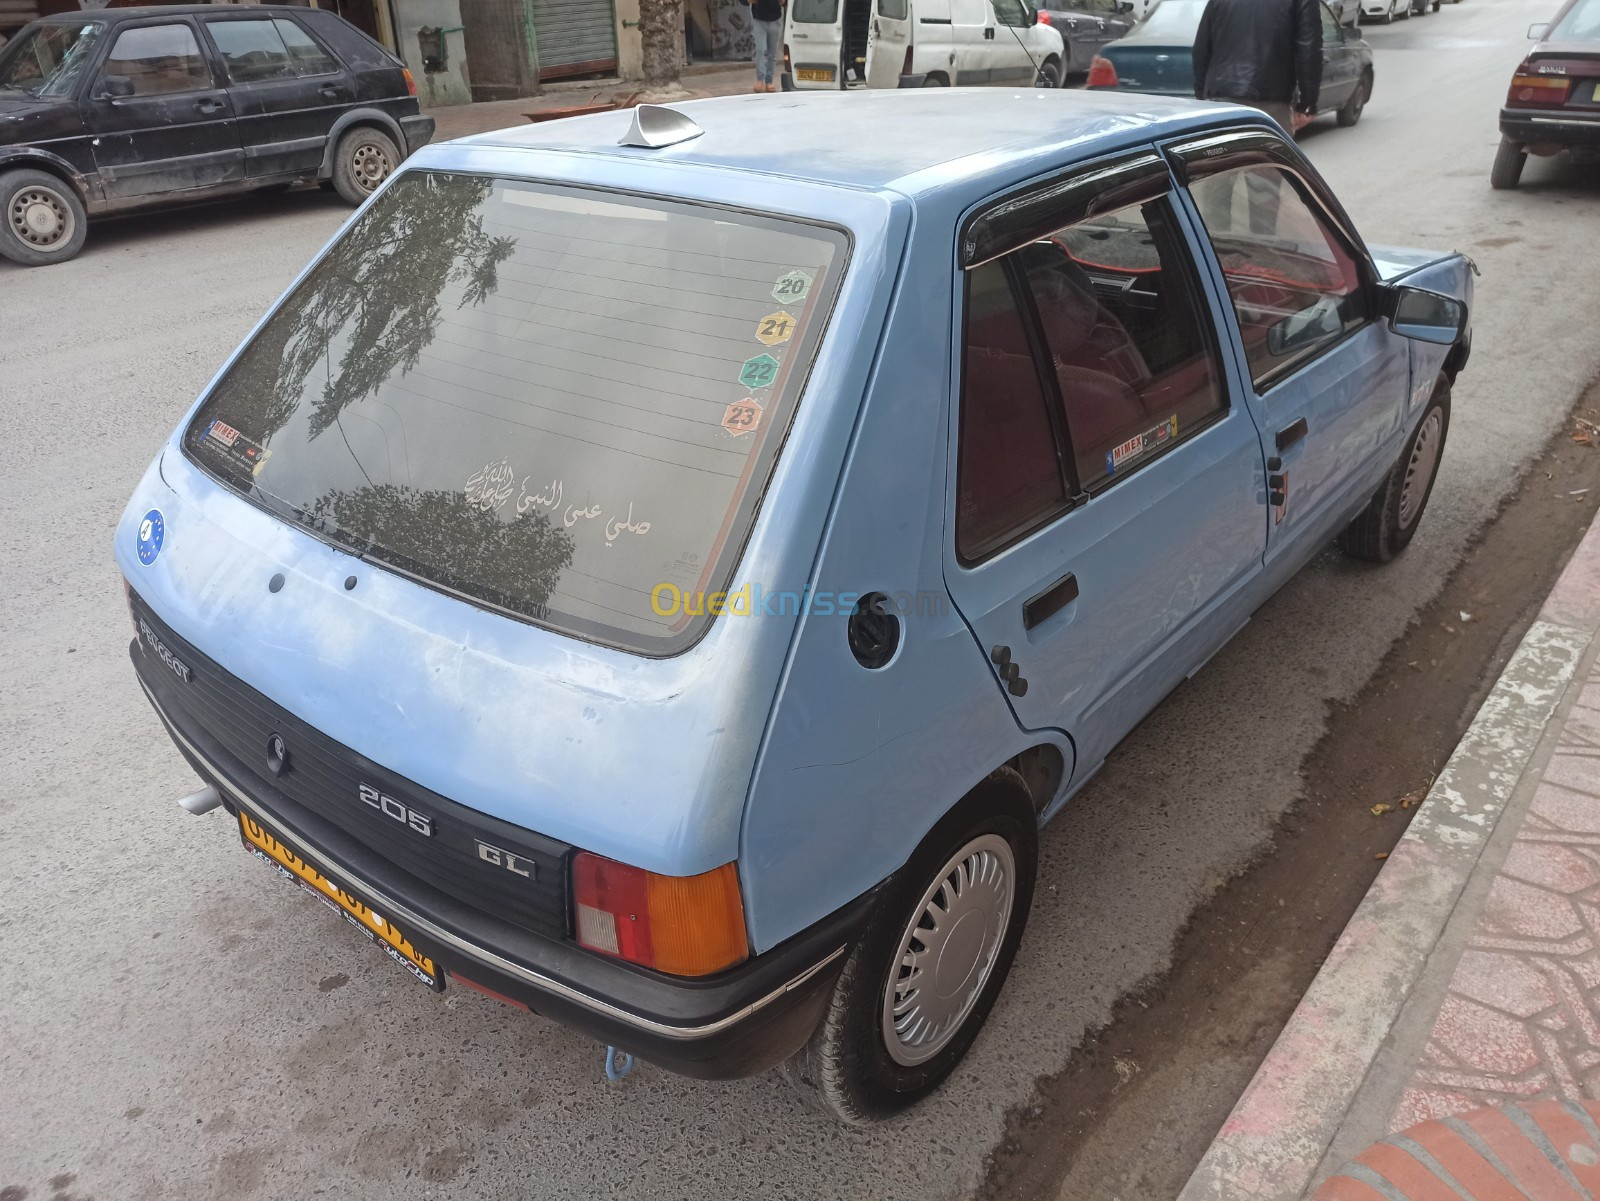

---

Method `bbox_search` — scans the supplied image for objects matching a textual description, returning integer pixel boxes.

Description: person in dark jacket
[741,0,787,93]
[1192,0,1322,133]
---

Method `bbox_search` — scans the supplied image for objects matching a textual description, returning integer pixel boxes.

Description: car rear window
[1551,0,1600,41]
[183,172,847,655]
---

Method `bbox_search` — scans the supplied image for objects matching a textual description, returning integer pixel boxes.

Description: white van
[783,0,1068,89]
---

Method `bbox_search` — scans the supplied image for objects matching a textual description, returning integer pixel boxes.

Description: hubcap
[8,186,72,249]
[1399,407,1444,529]
[350,142,393,193]
[881,833,1016,1066]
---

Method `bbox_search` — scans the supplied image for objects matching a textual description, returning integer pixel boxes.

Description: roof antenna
[618,105,705,149]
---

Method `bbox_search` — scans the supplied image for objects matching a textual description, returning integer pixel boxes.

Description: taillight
[1086,55,1118,88]
[403,67,418,97]
[903,45,914,77]
[572,853,749,976]
[1507,65,1570,107]
[783,43,792,72]
[1036,9,1053,23]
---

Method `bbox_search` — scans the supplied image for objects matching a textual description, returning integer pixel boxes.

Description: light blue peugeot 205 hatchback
[116,89,1472,1123]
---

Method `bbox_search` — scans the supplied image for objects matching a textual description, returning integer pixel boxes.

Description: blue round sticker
[136,509,164,566]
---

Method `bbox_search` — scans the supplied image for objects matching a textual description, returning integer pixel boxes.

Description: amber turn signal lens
[403,67,419,97]
[573,854,749,977]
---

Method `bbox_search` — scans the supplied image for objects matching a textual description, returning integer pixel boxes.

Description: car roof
[450,88,1259,199]
[37,4,315,20]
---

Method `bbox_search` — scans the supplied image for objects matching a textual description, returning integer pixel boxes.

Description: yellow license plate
[239,810,442,990]
[797,67,834,82]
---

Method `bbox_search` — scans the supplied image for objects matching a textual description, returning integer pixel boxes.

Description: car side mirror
[99,75,134,99]
[1388,286,1465,346]
[1527,21,1549,38]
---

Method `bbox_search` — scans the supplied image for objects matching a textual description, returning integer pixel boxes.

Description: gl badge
[476,840,536,879]
[359,783,433,837]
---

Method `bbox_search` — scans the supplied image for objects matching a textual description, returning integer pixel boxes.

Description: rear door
[786,0,846,86]
[1316,2,1357,111]
[943,152,1267,774]
[83,19,243,199]
[865,0,912,85]
[201,14,352,179]
[1171,131,1408,565]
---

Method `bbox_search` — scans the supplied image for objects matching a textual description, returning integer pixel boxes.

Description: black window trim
[955,158,1235,564]
[94,16,219,99]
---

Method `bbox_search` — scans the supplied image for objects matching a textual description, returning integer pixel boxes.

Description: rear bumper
[399,114,436,157]
[1500,107,1600,147]
[132,638,874,1079]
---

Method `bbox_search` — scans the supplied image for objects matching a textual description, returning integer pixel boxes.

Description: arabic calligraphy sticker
[738,353,781,391]
[755,311,796,347]
[722,398,764,437]
[771,269,814,305]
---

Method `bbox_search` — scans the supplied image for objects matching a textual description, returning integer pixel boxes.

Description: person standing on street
[1192,0,1322,134]
[743,0,786,93]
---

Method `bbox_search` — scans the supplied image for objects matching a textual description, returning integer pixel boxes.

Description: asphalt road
[3,6,1599,1198]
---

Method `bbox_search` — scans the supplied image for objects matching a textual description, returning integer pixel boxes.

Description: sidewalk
[1180,515,1600,1200]
[422,62,755,143]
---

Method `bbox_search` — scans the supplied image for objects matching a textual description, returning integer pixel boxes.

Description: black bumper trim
[1501,108,1600,146]
[136,661,874,1077]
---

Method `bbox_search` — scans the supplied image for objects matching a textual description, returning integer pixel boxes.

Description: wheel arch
[0,148,96,209]
[317,109,407,180]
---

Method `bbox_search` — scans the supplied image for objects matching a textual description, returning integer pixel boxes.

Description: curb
[1175,515,1600,1201]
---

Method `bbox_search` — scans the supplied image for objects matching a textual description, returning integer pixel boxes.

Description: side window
[274,19,339,76]
[1189,165,1370,388]
[99,23,211,96]
[957,260,1070,561]
[1018,198,1226,488]
[1319,3,1341,40]
[206,19,295,83]
[994,0,1033,25]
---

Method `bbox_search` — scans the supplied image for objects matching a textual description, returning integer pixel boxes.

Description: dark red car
[1493,0,1600,188]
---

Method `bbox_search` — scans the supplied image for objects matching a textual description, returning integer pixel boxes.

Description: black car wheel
[1337,72,1371,126]
[1490,137,1527,189]
[330,126,400,206]
[1036,57,1062,88]
[1338,381,1450,563]
[784,771,1038,1124]
[0,168,88,267]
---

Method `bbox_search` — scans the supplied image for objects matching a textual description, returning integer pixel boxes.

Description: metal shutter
[530,0,617,77]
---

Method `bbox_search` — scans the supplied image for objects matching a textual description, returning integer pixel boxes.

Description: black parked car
[0,5,433,266]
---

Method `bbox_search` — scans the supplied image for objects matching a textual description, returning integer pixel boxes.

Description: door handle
[196,97,224,114]
[1276,417,1309,453]
[985,26,995,36]
[319,84,342,98]
[1023,572,1079,630]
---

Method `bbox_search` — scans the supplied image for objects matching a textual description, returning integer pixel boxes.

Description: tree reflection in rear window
[184,172,848,655]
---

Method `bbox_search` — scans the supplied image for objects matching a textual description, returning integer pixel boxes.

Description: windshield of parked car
[0,22,104,98]
[184,172,848,655]
[1550,0,1600,41]
[1133,0,1203,36]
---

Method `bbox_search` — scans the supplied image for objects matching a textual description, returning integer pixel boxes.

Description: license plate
[239,810,443,990]
[797,67,834,82]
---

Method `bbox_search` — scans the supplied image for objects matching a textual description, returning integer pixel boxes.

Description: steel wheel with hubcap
[330,126,401,206]
[0,168,88,267]
[785,771,1038,1124]
[1339,379,1452,562]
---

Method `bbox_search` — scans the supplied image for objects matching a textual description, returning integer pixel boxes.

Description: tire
[0,168,88,267]
[1337,73,1371,126]
[1338,382,1450,563]
[784,771,1038,1124]
[330,126,400,206]
[1379,2,1394,23]
[1036,57,1062,88]
[1490,136,1526,190]
[922,70,949,86]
